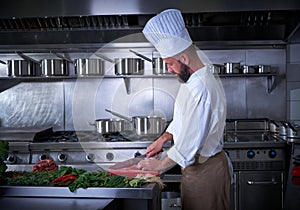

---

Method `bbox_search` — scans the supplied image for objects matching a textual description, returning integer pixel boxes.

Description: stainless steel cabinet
[238,171,283,210]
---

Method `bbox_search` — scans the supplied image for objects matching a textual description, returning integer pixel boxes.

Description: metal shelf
[0,73,277,93]
[218,73,277,93]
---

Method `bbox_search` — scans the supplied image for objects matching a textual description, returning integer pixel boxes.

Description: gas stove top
[32,130,159,143]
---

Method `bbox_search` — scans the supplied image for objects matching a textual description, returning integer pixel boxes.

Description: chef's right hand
[145,132,173,158]
[145,140,164,158]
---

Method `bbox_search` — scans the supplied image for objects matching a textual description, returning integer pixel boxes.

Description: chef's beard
[177,62,192,83]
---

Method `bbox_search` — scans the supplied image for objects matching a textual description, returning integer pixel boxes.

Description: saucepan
[7,52,41,77]
[75,58,105,76]
[114,57,144,75]
[129,49,170,75]
[89,118,125,134]
[41,53,74,76]
[105,109,166,135]
[224,62,242,74]
[286,122,300,139]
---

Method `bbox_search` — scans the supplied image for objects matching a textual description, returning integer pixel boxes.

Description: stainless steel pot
[105,109,165,135]
[7,60,39,77]
[224,62,241,74]
[75,58,105,76]
[129,50,170,75]
[208,64,225,74]
[258,65,271,74]
[242,65,257,74]
[279,121,287,138]
[114,58,144,75]
[152,58,170,75]
[132,116,165,135]
[90,119,125,134]
[286,122,300,139]
[269,120,279,133]
[41,59,69,76]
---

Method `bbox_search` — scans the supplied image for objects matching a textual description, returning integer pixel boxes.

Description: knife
[109,154,147,170]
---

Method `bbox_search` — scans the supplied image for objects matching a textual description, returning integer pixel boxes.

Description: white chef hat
[142,9,193,58]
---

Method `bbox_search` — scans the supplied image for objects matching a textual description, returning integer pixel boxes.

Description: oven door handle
[247,180,278,185]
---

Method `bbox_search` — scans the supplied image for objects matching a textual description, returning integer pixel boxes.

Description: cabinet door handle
[247,180,278,185]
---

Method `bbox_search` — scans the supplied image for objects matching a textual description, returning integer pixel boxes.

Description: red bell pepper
[51,174,77,186]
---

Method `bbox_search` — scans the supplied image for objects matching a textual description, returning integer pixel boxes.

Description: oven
[225,119,286,210]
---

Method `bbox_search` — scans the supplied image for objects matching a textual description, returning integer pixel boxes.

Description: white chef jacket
[166,65,226,168]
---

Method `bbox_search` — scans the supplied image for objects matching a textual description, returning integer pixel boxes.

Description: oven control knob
[39,154,48,161]
[86,153,95,162]
[247,150,255,159]
[7,154,17,164]
[106,152,114,161]
[268,150,277,158]
[58,153,67,162]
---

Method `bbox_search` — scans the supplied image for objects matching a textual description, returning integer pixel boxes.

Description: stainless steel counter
[0,197,116,210]
[0,183,161,210]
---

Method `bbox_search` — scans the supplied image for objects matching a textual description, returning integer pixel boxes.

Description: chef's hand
[137,159,161,171]
[145,141,164,158]
[145,132,173,158]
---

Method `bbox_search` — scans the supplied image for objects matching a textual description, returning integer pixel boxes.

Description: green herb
[5,166,149,192]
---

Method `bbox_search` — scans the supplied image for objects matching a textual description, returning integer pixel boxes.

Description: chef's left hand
[137,159,161,171]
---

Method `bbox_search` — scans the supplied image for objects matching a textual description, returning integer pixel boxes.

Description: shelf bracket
[123,77,131,94]
[267,75,276,93]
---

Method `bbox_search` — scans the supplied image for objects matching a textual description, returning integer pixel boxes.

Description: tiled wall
[287,43,300,125]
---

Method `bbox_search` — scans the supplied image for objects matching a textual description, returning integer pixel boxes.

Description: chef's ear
[179,53,189,65]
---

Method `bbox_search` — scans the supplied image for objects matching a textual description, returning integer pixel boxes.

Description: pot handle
[95,53,114,63]
[88,122,96,126]
[286,122,297,132]
[105,109,131,121]
[129,49,153,62]
[0,60,6,65]
[52,52,74,63]
[16,52,41,64]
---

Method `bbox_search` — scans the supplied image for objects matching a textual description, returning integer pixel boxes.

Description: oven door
[238,171,283,210]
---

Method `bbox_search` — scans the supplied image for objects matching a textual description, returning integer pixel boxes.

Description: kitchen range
[0,118,290,210]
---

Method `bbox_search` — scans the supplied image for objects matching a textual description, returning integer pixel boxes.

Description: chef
[137,9,230,210]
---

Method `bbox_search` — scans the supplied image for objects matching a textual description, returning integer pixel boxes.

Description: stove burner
[101,132,130,142]
[51,131,79,142]
[33,130,132,143]
[33,131,78,142]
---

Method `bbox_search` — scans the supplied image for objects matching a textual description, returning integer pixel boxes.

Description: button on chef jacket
[166,65,227,168]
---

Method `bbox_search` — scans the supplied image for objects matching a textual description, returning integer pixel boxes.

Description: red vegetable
[51,174,77,186]
[32,159,58,172]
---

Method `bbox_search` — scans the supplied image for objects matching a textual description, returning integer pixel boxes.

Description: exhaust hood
[0,0,300,49]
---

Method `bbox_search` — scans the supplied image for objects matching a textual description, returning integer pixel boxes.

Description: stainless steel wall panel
[70,78,104,131]
[97,78,154,117]
[221,78,247,118]
[0,82,64,130]
[64,79,76,131]
[153,78,180,121]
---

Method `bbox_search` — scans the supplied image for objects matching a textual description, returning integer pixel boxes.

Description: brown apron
[181,150,230,210]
